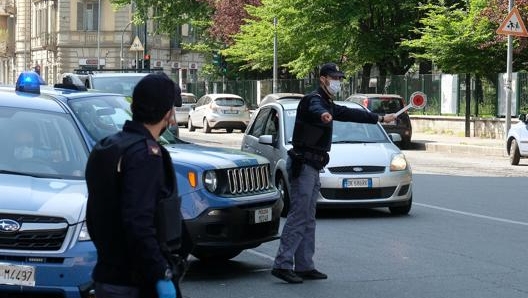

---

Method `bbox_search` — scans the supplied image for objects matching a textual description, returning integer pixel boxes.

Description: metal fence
[187,73,528,117]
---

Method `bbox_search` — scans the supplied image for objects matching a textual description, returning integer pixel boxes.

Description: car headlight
[78,221,91,241]
[390,153,408,171]
[204,170,218,192]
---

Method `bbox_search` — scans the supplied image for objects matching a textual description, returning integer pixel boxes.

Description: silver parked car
[241,97,413,216]
[175,92,197,127]
[188,93,250,133]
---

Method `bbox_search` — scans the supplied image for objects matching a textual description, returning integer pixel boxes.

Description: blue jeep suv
[0,72,282,298]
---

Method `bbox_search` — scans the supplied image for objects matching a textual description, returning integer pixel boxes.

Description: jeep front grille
[0,214,68,251]
[226,165,271,195]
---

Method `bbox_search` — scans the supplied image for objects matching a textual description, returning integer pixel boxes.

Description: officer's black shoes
[294,269,328,280]
[271,268,303,283]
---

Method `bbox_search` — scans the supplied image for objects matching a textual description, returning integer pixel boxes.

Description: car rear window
[369,98,403,113]
[182,94,197,104]
[215,97,245,107]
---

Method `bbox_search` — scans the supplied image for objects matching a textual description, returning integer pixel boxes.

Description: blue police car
[0,72,282,298]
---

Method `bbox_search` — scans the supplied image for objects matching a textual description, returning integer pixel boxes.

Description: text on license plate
[0,263,36,287]
[224,110,239,114]
[342,178,372,188]
[254,207,272,223]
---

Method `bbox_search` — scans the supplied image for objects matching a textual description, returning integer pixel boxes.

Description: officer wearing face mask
[86,72,184,298]
[12,124,61,162]
[271,62,397,284]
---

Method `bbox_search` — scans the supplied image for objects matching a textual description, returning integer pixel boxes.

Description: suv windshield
[91,75,146,96]
[68,95,183,145]
[0,107,88,179]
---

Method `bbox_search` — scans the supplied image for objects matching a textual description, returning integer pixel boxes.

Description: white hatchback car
[175,92,197,127]
[241,97,413,216]
[188,93,250,133]
[506,114,528,165]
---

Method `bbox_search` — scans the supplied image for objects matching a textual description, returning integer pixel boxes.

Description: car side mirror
[258,135,275,146]
[519,114,526,122]
[389,133,402,143]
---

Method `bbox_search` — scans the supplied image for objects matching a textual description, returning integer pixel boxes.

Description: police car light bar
[16,71,46,94]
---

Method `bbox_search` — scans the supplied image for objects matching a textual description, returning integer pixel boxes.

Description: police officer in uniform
[86,73,183,298]
[271,63,397,284]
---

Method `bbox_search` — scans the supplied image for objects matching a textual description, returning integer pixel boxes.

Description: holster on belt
[287,148,304,179]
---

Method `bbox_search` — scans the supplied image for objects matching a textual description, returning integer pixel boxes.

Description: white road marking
[415,202,528,226]
[246,249,275,261]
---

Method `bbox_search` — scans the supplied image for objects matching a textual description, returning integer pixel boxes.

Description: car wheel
[203,119,212,133]
[389,196,412,215]
[510,139,521,165]
[188,117,195,132]
[276,174,290,217]
[191,249,243,262]
[226,128,233,133]
[400,138,411,149]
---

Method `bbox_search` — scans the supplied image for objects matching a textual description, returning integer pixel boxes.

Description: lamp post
[120,21,133,70]
[273,17,278,93]
[97,0,101,69]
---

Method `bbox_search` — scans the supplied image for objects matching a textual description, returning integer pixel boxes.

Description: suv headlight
[390,153,408,171]
[78,221,91,241]
[204,170,218,192]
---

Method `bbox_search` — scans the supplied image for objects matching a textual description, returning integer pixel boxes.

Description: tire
[192,249,242,262]
[203,118,212,133]
[276,174,290,217]
[510,139,521,165]
[389,196,412,215]
[226,128,233,133]
[188,117,195,132]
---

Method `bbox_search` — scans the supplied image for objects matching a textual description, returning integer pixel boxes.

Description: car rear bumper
[0,241,97,298]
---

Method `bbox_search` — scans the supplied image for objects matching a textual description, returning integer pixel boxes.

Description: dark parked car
[345,94,412,148]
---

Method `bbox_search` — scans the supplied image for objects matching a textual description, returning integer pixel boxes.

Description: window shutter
[93,2,99,30]
[76,2,83,30]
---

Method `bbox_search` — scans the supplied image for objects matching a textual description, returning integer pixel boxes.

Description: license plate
[224,110,239,114]
[0,263,36,286]
[254,207,272,223]
[176,107,189,112]
[342,178,372,188]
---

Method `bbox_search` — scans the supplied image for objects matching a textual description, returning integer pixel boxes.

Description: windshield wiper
[0,169,63,179]
[332,140,375,144]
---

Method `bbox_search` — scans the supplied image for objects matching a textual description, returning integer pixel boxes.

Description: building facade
[0,0,203,89]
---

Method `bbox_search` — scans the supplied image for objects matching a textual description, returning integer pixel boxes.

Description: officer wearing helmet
[271,63,397,284]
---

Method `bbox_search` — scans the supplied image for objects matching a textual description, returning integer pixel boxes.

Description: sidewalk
[411,132,507,157]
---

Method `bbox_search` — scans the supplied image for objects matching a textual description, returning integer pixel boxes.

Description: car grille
[327,166,385,174]
[320,187,397,200]
[0,213,68,251]
[225,165,272,195]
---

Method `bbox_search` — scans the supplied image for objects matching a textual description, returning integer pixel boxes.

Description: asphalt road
[177,129,528,298]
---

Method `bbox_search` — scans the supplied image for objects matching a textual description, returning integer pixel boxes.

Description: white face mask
[14,146,33,160]
[327,79,341,96]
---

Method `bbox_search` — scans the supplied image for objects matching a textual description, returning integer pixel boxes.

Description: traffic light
[212,51,221,66]
[144,54,151,70]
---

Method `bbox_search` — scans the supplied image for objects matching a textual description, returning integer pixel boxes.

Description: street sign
[129,36,144,52]
[496,6,528,37]
[395,91,427,117]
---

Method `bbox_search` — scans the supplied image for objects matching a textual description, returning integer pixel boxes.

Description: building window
[77,1,99,31]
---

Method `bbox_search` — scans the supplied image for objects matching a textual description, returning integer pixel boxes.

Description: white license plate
[254,207,272,223]
[0,263,36,286]
[342,178,372,188]
[224,110,239,114]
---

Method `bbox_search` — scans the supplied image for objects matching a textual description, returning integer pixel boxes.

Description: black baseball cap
[319,62,345,78]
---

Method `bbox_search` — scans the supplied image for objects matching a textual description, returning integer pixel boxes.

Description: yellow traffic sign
[129,36,144,52]
[497,6,528,37]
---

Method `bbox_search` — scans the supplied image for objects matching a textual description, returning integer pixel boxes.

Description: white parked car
[188,93,250,133]
[175,92,197,127]
[506,114,528,165]
[241,97,413,216]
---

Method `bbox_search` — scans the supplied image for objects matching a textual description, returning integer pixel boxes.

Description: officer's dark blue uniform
[272,63,383,284]
[86,73,182,298]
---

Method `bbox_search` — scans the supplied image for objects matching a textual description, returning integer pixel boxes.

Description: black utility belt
[301,151,325,162]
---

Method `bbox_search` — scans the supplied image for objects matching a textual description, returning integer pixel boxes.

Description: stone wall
[410,115,520,139]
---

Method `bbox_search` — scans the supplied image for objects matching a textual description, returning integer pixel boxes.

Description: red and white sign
[496,6,528,37]
[395,91,427,116]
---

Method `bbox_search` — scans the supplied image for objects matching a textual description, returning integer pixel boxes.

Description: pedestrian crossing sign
[496,6,528,37]
[129,36,144,52]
